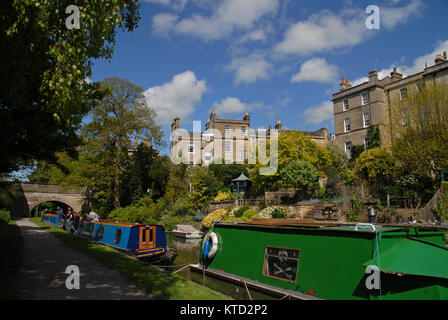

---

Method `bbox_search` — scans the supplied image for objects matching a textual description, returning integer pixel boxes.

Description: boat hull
[200,220,448,300]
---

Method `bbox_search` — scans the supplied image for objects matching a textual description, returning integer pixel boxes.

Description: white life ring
[203,232,218,259]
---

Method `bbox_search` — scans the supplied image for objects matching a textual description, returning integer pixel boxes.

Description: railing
[420,189,441,221]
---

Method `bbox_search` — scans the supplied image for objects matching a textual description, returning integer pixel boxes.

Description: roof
[173,224,202,233]
[363,238,448,279]
[232,172,250,182]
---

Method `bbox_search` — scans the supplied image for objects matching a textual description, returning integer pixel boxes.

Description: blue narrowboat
[42,213,60,226]
[42,214,177,262]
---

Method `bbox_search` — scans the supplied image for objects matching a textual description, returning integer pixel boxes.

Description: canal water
[166,234,275,300]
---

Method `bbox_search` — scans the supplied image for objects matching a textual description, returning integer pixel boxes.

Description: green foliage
[389,79,448,179]
[355,148,397,189]
[208,164,248,188]
[0,209,11,223]
[280,159,319,189]
[234,206,250,218]
[242,209,258,219]
[350,145,365,163]
[345,210,358,222]
[0,0,141,174]
[433,182,448,222]
[201,209,227,228]
[259,199,267,211]
[251,131,332,193]
[366,125,381,149]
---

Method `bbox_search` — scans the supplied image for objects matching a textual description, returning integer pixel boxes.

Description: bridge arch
[14,183,85,217]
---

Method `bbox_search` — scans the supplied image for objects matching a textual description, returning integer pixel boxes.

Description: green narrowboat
[198,219,448,300]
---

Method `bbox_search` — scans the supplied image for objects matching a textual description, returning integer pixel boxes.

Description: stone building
[170,109,332,166]
[332,52,448,157]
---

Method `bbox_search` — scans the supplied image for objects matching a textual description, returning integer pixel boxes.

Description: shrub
[0,209,11,223]
[242,209,258,220]
[259,199,267,211]
[201,209,228,228]
[234,206,249,218]
[257,206,286,219]
[258,207,274,218]
[214,191,231,202]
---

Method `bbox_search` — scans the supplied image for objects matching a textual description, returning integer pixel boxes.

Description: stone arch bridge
[14,183,85,217]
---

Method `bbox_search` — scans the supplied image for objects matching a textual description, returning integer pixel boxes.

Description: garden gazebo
[232,172,251,198]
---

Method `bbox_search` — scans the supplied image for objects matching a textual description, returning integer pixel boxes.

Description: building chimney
[340,78,352,91]
[210,108,216,119]
[368,70,378,82]
[171,117,180,130]
[274,120,282,131]
[435,54,445,65]
[390,68,403,82]
[243,111,250,121]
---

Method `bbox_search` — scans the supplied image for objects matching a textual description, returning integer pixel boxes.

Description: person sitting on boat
[87,210,100,222]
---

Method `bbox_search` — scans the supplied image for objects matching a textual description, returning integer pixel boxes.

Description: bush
[242,209,258,220]
[201,209,228,229]
[257,206,286,219]
[259,199,267,211]
[234,206,249,218]
[0,209,11,223]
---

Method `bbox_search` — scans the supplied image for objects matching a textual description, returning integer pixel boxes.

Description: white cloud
[303,101,334,124]
[275,1,423,56]
[291,58,339,83]
[152,0,279,40]
[275,9,367,56]
[152,13,179,36]
[351,39,448,86]
[143,71,207,125]
[381,0,423,29]
[144,0,188,12]
[213,97,262,115]
[227,54,273,85]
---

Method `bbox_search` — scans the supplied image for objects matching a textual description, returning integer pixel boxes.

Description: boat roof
[173,224,202,233]
[217,218,448,233]
[83,220,164,228]
[363,237,448,279]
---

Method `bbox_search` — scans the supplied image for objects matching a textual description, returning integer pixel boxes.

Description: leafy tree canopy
[0,0,141,173]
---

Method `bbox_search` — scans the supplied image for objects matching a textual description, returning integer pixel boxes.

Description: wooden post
[387,194,390,208]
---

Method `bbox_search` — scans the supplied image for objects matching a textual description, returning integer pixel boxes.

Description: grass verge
[29,218,230,300]
[0,219,23,299]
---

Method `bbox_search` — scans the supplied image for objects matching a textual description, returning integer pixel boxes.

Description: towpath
[13,218,151,300]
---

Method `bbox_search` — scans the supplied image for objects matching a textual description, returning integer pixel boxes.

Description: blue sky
[90,0,448,155]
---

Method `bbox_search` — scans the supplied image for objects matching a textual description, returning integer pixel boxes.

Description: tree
[0,0,141,174]
[82,77,163,208]
[388,79,448,179]
[354,148,397,197]
[250,131,332,193]
[120,143,159,206]
[280,159,320,199]
[208,164,248,189]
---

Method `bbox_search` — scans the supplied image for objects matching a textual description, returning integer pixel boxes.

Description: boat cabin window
[114,229,122,244]
[263,246,300,283]
[149,229,153,242]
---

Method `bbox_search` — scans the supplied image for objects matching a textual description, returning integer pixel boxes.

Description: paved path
[14,218,151,300]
